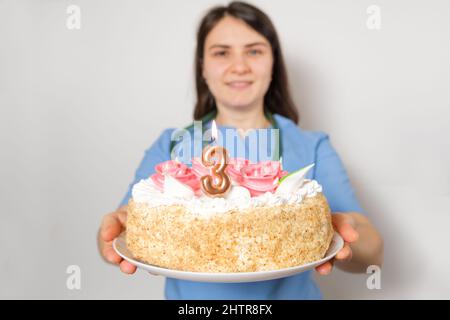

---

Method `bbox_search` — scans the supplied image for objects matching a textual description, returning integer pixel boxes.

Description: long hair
[193,1,299,124]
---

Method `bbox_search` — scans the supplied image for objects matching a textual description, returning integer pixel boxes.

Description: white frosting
[131,177,323,217]
[163,174,195,198]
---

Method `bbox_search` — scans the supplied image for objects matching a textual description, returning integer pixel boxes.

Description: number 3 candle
[201,120,231,197]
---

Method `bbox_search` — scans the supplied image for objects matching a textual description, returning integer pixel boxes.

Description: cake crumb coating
[126,193,333,272]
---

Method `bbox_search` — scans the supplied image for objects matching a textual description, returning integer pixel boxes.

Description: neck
[215,105,270,130]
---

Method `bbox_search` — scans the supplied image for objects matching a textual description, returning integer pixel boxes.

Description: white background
[1,0,449,299]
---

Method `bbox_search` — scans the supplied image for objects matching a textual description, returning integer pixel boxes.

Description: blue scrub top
[119,114,363,300]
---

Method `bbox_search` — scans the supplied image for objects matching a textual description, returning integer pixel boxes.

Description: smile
[227,81,253,90]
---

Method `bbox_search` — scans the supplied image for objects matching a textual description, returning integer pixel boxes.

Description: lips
[227,81,253,89]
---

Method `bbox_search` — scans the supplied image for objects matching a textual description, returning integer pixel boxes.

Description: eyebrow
[208,42,269,50]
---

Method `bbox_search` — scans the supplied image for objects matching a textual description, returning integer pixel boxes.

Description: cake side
[126,192,333,272]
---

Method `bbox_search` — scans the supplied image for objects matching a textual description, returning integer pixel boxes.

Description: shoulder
[161,127,177,138]
[144,128,177,154]
[274,114,329,147]
[154,128,177,143]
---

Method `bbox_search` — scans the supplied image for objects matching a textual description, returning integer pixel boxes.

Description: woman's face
[202,16,274,111]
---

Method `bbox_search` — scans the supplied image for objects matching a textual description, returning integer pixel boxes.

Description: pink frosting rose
[150,160,200,193]
[240,161,288,196]
[226,157,250,184]
[191,157,210,179]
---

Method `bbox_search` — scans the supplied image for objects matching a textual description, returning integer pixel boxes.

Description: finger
[101,214,123,242]
[102,242,122,264]
[332,214,359,243]
[315,261,332,275]
[117,210,128,225]
[120,260,137,274]
[315,260,334,275]
[335,243,353,261]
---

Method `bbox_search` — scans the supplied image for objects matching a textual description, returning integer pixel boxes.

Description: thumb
[332,213,359,243]
[101,213,123,242]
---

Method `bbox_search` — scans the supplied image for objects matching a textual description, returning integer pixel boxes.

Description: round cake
[125,158,333,273]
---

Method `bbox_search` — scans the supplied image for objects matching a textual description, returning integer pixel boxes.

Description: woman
[98,1,383,299]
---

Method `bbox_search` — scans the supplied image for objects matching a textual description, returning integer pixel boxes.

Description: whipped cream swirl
[131,177,323,217]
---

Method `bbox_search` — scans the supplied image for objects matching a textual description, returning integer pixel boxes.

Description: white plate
[113,232,343,283]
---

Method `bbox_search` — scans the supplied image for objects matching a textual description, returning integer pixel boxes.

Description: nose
[230,54,250,74]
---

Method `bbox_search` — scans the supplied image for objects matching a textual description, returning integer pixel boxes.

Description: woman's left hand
[315,213,360,275]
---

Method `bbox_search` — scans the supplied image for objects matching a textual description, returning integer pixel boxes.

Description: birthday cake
[125,155,333,273]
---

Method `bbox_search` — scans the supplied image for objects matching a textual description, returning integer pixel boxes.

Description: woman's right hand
[98,205,137,274]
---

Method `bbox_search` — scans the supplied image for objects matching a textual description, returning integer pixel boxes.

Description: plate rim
[113,231,343,282]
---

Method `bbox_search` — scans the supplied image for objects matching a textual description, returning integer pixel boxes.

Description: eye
[213,51,228,57]
[248,49,263,56]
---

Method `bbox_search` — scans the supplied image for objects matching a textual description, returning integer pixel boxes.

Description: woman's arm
[312,133,384,275]
[316,212,384,275]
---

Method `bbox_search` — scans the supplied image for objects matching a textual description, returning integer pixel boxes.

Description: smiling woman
[193,2,299,130]
[202,17,274,111]
[98,1,383,300]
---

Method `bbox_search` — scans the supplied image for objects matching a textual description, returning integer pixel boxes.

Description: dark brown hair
[193,1,299,124]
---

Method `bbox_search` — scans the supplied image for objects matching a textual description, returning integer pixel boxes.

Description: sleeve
[313,133,364,214]
[117,128,174,208]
